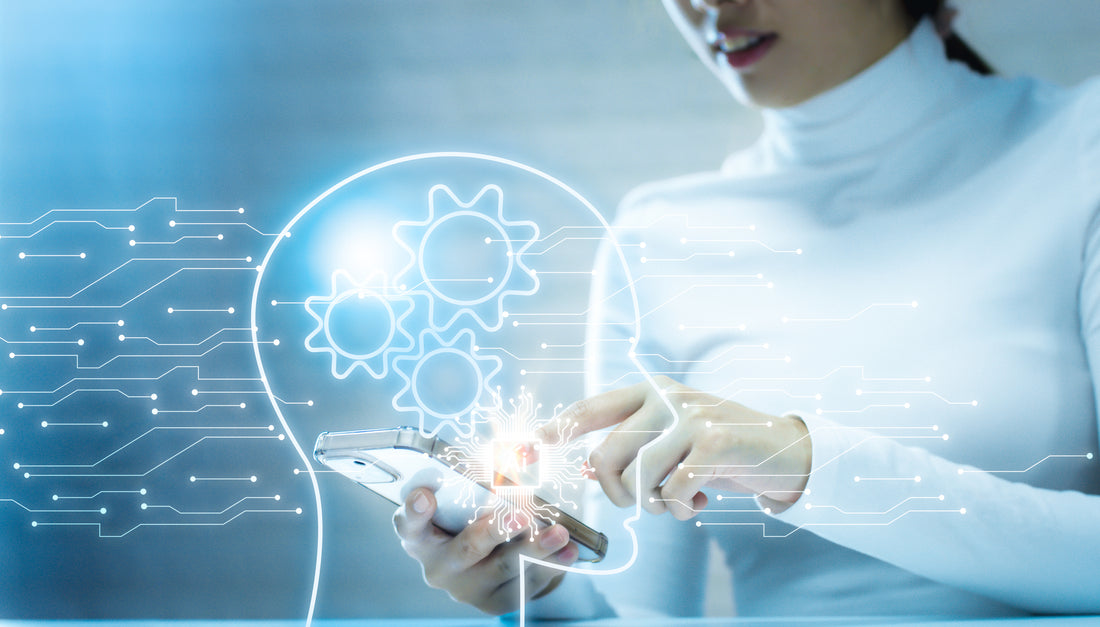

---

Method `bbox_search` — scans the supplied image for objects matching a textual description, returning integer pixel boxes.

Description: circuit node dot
[41,421,47,428]
[227,307,235,314]
[100,507,107,515]
[296,508,303,515]
[250,476,257,483]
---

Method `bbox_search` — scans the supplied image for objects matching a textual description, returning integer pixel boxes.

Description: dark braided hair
[902,0,994,75]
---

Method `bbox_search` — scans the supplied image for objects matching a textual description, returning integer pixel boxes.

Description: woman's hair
[902,0,994,75]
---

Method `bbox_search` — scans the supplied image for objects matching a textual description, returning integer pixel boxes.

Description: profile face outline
[250,152,670,622]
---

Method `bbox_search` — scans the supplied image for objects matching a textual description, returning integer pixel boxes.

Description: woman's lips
[712,31,778,70]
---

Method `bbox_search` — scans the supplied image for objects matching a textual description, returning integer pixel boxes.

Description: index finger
[535,380,653,446]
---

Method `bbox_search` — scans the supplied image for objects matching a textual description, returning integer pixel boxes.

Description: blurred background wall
[1,0,1097,620]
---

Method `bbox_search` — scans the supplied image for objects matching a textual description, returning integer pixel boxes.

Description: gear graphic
[391,327,502,433]
[303,269,415,379]
[393,183,539,332]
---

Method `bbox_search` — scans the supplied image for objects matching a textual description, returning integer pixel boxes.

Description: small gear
[393,184,539,332]
[391,327,502,432]
[303,269,415,379]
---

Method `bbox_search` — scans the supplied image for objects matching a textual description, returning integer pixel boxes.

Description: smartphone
[314,426,607,562]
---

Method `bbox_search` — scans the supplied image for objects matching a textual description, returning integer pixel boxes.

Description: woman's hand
[535,376,812,519]
[392,487,579,615]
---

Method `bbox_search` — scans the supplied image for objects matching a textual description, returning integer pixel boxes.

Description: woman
[394,0,1100,618]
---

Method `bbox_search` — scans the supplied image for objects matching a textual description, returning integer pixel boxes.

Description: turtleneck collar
[746,19,973,168]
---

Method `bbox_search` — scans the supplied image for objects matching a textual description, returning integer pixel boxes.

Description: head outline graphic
[250,151,679,625]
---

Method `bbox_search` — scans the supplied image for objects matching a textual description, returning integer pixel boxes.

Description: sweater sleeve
[768,78,1100,614]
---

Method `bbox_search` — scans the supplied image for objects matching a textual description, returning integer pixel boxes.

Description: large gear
[393,184,539,332]
[303,269,415,379]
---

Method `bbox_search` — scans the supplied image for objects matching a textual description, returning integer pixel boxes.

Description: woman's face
[665,0,913,108]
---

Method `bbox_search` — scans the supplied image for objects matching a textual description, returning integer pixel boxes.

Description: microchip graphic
[491,440,540,488]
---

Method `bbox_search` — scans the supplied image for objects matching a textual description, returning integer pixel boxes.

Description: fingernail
[540,525,567,549]
[412,492,429,514]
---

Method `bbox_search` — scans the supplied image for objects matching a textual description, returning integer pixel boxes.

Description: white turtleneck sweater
[537,20,1100,620]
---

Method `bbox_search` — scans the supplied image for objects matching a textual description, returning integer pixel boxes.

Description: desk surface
[2,618,1099,626]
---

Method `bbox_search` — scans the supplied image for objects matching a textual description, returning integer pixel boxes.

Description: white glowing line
[250,152,645,627]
